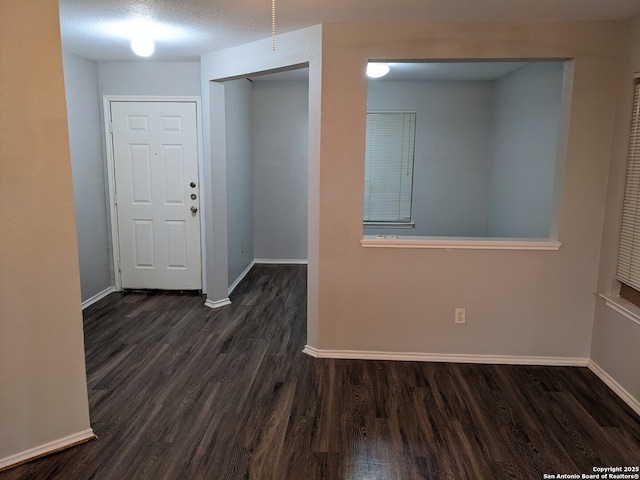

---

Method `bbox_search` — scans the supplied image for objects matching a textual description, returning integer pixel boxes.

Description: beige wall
[317,22,622,358]
[0,0,92,464]
[592,14,640,402]
[0,6,633,467]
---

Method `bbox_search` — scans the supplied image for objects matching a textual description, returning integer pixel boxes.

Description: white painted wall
[97,62,201,97]
[63,52,112,302]
[486,62,565,238]
[225,79,255,283]
[365,80,494,237]
[224,76,309,286]
[592,14,640,405]
[253,80,309,260]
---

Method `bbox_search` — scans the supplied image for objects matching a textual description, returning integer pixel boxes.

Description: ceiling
[249,62,539,83]
[371,61,534,82]
[59,0,640,62]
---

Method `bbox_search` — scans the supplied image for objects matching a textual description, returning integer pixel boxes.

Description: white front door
[110,101,202,290]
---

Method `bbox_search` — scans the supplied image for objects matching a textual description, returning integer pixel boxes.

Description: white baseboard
[301,346,589,367]
[81,287,116,310]
[254,258,308,265]
[229,260,256,295]
[0,428,96,471]
[228,259,307,295]
[588,360,640,416]
[204,297,231,309]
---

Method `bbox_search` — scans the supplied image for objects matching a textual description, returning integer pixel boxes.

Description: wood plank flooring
[2,265,638,479]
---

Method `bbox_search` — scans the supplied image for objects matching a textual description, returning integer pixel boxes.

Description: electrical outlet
[455,308,466,324]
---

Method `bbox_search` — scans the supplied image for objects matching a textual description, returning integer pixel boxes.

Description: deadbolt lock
[191,194,197,200]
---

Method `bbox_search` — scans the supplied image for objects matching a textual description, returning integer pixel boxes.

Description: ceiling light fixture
[367,63,390,79]
[131,35,155,57]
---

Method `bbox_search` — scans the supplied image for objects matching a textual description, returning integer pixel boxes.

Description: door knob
[190,206,198,214]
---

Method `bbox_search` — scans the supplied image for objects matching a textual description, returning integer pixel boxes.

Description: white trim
[194,97,207,295]
[302,346,319,357]
[228,259,308,295]
[204,298,231,309]
[81,286,116,310]
[599,294,640,327]
[229,260,256,295]
[103,96,121,291]
[364,222,415,229]
[0,428,96,471]
[302,346,587,366]
[254,258,309,264]
[103,96,206,292]
[588,360,640,416]
[361,236,562,250]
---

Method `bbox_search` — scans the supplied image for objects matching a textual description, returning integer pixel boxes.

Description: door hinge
[118,261,121,273]
[109,122,113,133]
[113,193,117,205]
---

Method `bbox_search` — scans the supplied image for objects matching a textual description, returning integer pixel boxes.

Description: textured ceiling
[59,0,640,62]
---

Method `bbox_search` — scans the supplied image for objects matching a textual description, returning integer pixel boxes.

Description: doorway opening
[221,66,310,340]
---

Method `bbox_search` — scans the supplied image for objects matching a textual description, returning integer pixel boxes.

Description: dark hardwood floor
[2,265,639,479]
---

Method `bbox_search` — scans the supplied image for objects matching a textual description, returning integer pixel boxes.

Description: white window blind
[617,79,640,291]
[364,112,416,223]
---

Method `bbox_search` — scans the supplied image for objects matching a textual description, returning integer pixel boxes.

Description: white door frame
[103,95,207,293]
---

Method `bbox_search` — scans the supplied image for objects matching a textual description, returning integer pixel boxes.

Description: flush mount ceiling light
[367,63,391,79]
[131,34,155,57]
[95,18,186,57]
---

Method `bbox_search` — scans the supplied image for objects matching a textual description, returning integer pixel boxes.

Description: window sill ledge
[599,294,640,327]
[361,235,562,251]
[363,222,415,229]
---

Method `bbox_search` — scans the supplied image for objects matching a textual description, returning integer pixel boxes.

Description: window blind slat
[364,112,416,223]
[616,80,640,290]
